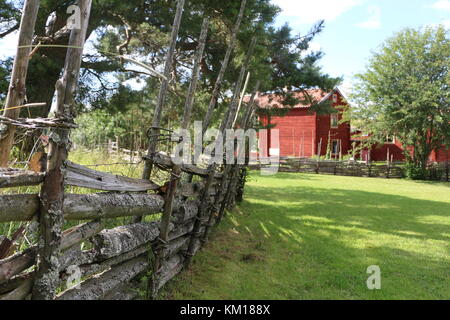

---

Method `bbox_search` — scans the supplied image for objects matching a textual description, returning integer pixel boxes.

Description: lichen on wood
[171,200,199,224]
[0,194,39,222]
[0,168,44,188]
[57,255,148,300]
[63,193,165,220]
[92,222,160,260]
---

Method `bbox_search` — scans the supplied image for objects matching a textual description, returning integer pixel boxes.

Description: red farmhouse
[256,88,351,158]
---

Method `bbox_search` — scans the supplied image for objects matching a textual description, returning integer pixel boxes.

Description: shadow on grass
[225,182,450,299]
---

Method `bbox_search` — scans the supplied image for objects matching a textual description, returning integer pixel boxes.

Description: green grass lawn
[161,173,450,300]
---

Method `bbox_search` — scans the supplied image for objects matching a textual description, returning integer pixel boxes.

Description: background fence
[251,158,449,181]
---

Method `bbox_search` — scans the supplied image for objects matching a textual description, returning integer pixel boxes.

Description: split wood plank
[64,161,159,192]
[145,152,222,179]
[57,255,149,300]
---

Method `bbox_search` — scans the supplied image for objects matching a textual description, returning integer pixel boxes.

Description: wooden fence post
[195,38,257,254]
[184,0,248,270]
[133,0,185,225]
[32,0,92,300]
[141,0,185,182]
[386,161,390,179]
[183,0,247,186]
[446,160,449,182]
[148,15,208,299]
[202,0,247,134]
[215,38,257,224]
[315,139,322,174]
[221,82,260,213]
[0,0,41,167]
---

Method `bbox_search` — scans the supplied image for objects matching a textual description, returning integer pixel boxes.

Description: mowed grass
[161,173,450,300]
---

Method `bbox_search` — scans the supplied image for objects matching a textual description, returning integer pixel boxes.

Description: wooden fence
[0,0,256,300]
[0,161,248,300]
[251,158,449,181]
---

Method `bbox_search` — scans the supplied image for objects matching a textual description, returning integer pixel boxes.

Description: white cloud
[273,0,362,24]
[357,6,381,29]
[431,0,450,11]
[301,41,322,58]
[0,32,19,59]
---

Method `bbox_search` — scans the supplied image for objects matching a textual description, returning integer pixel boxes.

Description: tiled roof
[253,89,330,109]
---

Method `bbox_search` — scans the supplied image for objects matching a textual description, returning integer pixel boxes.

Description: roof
[251,87,345,109]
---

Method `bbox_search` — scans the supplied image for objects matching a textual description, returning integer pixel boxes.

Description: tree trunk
[0,0,41,166]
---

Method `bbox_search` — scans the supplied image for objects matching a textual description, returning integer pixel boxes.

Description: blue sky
[0,0,448,94]
[272,0,450,93]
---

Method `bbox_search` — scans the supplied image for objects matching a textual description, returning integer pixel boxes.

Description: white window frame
[332,93,338,103]
[385,135,396,144]
[330,113,339,128]
[331,139,341,155]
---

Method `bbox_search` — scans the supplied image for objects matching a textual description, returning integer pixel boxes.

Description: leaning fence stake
[213,39,257,224]
[148,15,209,299]
[194,38,257,251]
[221,82,260,215]
[202,0,247,134]
[141,0,186,183]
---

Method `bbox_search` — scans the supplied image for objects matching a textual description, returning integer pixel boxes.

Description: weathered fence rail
[0,0,254,300]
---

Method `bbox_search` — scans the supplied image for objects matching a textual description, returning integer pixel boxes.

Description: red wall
[268,109,316,157]
[259,90,351,158]
[430,147,450,163]
[361,141,406,162]
[316,93,351,157]
[361,142,449,163]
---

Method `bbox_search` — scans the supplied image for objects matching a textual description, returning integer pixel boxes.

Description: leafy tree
[0,0,21,38]
[349,25,450,178]
[0,57,12,100]
[1,0,340,154]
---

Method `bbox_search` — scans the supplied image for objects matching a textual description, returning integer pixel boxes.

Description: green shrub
[404,162,445,181]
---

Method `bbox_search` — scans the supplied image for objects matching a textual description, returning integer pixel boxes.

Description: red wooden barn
[352,134,406,162]
[353,133,450,163]
[256,88,351,158]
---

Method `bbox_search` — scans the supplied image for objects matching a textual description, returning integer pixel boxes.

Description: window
[386,135,395,144]
[332,140,341,155]
[332,93,338,103]
[330,113,339,128]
